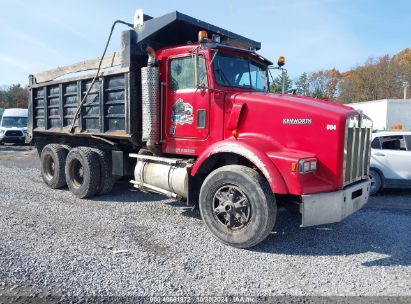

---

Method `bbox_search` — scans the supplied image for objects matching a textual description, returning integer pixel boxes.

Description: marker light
[390,124,403,130]
[232,129,240,139]
[278,56,285,67]
[291,162,297,172]
[198,31,208,43]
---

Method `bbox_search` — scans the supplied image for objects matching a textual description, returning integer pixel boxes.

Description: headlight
[299,159,317,174]
[0,129,5,135]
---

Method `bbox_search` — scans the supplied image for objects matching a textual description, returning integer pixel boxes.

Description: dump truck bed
[29,68,138,140]
[27,29,141,145]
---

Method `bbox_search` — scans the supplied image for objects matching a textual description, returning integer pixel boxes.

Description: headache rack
[343,113,373,186]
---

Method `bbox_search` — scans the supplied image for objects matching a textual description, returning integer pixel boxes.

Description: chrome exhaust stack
[141,47,160,154]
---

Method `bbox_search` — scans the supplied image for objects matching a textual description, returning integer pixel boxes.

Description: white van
[0,108,28,145]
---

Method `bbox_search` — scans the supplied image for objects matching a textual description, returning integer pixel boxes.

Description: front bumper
[301,179,371,227]
[0,135,26,143]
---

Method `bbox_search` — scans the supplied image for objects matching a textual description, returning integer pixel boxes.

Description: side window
[237,72,251,87]
[249,62,268,91]
[170,56,207,90]
[371,137,381,149]
[380,135,405,150]
[198,57,207,87]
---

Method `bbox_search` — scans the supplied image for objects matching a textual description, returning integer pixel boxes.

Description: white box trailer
[350,99,411,131]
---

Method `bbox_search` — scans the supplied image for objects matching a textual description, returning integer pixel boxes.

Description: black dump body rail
[27,11,261,147]
[137,11,260,51]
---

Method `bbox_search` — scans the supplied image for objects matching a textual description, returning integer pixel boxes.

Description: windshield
[212,52,268,91]
[1,117,27,128]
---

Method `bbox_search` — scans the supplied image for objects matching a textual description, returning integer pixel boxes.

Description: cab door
[164,54,210,145]
[372,135,411,180]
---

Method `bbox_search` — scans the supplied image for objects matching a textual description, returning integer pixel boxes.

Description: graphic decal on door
[171,98,194,125]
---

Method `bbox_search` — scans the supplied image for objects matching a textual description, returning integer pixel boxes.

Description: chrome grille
[5,130,23,137]
[343,113,372,186]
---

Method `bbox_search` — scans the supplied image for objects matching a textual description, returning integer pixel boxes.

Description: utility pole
[403,81,409,100]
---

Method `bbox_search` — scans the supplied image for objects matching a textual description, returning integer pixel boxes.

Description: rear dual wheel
[91,148,115,195]
[65,147,115,198]
[41,144,115,198]
[65,147,101,198]
[40,144,67,189]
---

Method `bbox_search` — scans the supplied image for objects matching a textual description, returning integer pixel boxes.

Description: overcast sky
[0,0,410,85]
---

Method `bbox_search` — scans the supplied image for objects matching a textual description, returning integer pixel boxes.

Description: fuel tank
[134,160,188,198]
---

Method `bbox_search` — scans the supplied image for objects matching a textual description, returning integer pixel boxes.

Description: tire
[369,169,382,196]
[60,144,72,152]
[199,165,277,249]
[40,144,67,189]
[65,147,101,198]
[91,148,115,195]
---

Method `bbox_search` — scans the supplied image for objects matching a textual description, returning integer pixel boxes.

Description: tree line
[270,48,411,103]
[0,84,29,109]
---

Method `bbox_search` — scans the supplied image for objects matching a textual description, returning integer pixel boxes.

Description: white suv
[369,131,411,195]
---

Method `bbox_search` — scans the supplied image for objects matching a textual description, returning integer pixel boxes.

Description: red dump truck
[27,10,372,248]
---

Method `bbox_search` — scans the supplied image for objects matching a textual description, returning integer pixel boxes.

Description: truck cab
[154,40,371,193]
[157,43,271,155]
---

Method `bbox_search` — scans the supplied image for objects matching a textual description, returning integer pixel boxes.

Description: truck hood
[229,92,357,119]
[225,92,360,191]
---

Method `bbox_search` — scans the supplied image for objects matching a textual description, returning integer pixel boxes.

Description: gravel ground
[0,145,410,299]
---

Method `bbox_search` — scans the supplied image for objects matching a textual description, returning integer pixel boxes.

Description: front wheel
[199,165,277,249]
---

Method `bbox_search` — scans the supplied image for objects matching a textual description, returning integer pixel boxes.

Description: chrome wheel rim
[212,185,251,231]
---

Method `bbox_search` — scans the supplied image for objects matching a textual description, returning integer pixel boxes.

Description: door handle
[375,152,385,156]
